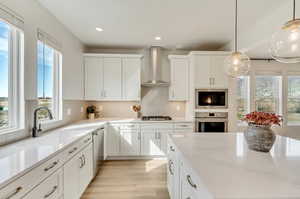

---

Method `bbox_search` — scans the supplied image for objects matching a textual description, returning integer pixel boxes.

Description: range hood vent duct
[142,46,169,87]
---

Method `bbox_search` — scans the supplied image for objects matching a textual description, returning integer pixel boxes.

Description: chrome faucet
[32,107,53,137]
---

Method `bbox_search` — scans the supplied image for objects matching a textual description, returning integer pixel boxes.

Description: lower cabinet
[64,143,93,199]
[141,130,162,156]
[23,168,63,199]
[120,129,141,156]
[106,125,121,156]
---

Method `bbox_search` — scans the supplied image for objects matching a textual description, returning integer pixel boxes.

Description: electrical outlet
[80,106,84,113]
[98,105,103,111]
[67,108,72,116]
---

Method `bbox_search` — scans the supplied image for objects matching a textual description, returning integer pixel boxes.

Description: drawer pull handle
[170,146,175,152]
[84,138,91,143]
[44,186,57,198]
[180,125,189,127]
[187,175,197,189]
[44,161,59,172]
[79,156,84,168]
[168,160,174,175]
[68,147,78,154]
[82,154,86,166]
[5,187,22,199]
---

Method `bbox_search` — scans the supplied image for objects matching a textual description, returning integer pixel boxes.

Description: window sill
[0,127,25,136]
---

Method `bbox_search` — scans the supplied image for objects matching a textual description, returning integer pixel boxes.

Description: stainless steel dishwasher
[92,127,104,177]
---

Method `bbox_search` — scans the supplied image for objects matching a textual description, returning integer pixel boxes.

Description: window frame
[236,76,250,126]
[286,74,300,126]
[0,19,24,134]
[36,40,62,123]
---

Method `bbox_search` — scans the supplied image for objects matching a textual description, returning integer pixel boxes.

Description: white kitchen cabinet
[169,56,189,101]
[63,151,81,199]
[103,57,122,100]
[122,58,141,101]
[193,55,211,88]
[23,168,63,199]
[141,130,162,156]
[191,52,229,89]
[84,57,103,100]
[158,129,173,155]
[107,125,121,156]
[64,143,93,199]
[167,137,180,199]
[120,130,141,156]
[210,56,228,88]
[84,54,143,101]
[79,144,94,196]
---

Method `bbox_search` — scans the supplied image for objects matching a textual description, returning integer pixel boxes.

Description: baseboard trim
[106,156,167,160]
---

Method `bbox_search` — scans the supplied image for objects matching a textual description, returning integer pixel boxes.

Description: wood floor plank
[81,160,170,199]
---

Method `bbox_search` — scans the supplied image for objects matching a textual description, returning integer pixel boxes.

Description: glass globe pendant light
[270,0,300,63]
[225,0,251,77]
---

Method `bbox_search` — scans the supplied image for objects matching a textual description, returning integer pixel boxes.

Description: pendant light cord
[234,0,238,52]
[293,0,296,20]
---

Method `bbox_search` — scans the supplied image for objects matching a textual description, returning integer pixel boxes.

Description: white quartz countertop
[77,117,194,123]
[0,121,106,189]
[0,117,192,189]
[170,133,300,199]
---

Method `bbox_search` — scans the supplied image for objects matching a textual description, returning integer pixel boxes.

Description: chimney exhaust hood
[142,46,169,87]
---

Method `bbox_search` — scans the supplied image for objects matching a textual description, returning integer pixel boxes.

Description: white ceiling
[38,0,286,51]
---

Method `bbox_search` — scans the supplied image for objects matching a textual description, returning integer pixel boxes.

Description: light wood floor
[81,160,170,199]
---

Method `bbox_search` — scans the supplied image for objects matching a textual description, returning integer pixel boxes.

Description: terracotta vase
[244,123,276,152]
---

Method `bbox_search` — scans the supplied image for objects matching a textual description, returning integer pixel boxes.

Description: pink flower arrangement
[243,111,282,126]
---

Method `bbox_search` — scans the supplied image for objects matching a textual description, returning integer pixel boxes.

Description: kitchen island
[167,133,300,199]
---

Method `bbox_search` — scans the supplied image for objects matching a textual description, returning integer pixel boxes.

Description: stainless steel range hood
[142,46,169,87]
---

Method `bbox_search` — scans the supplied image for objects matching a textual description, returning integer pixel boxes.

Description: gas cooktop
[141,116,172,121]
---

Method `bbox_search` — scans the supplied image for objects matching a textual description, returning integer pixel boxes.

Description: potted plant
[243,111,282,152]
[87,105,96,120]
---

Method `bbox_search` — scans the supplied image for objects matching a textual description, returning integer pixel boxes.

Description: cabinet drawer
[120,123,139,130]
[0,152,63,199]
[23,168,63,199]
[181,161,213,198]
[140,123,173,130]
[62,134,92,161]
[174,123,193,129]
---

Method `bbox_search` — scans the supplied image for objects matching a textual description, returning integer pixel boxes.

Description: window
[255,76,282,114]
[287,76,300,125]
[37,38,62,121]
[0,19,24,131]
[236,76,250,122]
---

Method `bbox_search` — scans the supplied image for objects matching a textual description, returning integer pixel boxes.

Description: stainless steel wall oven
[195,112,228,133]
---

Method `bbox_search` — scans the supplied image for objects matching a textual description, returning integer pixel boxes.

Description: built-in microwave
[195,89,228,109]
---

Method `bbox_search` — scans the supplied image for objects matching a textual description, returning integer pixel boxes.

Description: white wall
[0,0,87,146]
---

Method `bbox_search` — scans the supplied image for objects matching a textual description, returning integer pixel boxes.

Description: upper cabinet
[168,55,189,101]
[122,58,141,100]
[191,52,229,89]
[103,57,122,100]
[84,54,143,101]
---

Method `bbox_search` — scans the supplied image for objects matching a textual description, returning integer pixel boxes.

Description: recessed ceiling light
[96,27,103,32]
[155,36,161,40]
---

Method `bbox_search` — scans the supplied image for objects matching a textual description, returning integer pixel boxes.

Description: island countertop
[169,133,300,199]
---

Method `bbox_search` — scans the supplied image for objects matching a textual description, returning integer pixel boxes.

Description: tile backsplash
[87,87,186,118]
